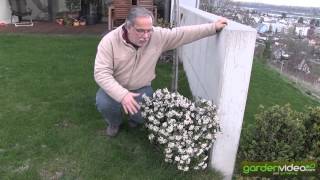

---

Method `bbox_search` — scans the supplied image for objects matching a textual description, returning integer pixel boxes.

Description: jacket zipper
[126,48,138,88]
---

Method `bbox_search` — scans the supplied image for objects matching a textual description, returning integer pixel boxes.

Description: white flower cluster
[140,88,220,171]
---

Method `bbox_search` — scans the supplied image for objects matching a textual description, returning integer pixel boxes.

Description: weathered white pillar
[178,5,256,179]
[0,0,12,23]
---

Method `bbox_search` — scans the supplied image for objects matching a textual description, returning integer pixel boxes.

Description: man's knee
[96,89,119,111]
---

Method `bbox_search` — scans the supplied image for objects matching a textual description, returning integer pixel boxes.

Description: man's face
[127,16,153,47]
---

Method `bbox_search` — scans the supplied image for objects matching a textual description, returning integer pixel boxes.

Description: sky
[233,0,320,7]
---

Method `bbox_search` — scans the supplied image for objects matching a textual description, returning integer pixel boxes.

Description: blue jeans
[96,86,153,126]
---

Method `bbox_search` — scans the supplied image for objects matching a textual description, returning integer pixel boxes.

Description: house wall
[2,0,51,22]
[1,0,66,23]
[178,4,256,179]
[0,0,12,23]
[26,0,49,20]
[57,0,68,12]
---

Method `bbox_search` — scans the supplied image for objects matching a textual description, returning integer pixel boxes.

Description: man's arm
[159,18,228,51]
[94,38,129,103]
[94,38,140,115]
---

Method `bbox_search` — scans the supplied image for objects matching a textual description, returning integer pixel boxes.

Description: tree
[307,26,315,40]
[268,24,273,33]
[310,19,316,26]
[298,17,304,24]
[263,39,271,60]
[283,36,311,70]
[288,25,297,36]
[258,17,264,23]
[281,13,287,19]
[316,20,320,27]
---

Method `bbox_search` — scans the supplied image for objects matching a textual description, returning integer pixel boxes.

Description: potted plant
[56,18,64,25]
[79,16,87,26]
[55,12,67,26]
[140,88,220,171]
[73,19,80,26]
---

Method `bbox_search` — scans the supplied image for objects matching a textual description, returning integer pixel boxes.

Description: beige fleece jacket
[94,23,217,102]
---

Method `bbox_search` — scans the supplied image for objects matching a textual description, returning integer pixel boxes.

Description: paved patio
[0,21,109,36]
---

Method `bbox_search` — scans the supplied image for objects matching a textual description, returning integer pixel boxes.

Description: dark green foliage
[303,106,320,161]
[241,104,320,163]
[298,17,304,24]
[310,19,316,26]
[316,20,320,27]
[241,104,306,161]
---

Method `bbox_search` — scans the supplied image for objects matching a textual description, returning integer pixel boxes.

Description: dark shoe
[106,124,120,137]
[128,120,138,128]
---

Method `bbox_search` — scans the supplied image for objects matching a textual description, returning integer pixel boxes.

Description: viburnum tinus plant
[140,88,220,171]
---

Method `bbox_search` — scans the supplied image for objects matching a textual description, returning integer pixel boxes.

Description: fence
[178,4,256,179]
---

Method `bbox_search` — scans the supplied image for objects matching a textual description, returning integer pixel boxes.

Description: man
[94,6,227,137]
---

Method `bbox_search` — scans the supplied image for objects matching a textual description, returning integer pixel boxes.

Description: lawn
[243,59,319,128]
[0,34,221,180]
[0,34,318,179]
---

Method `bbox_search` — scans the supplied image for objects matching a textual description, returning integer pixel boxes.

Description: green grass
[243,60,319,128]
[0,34,318,179]
[0,34,221,180]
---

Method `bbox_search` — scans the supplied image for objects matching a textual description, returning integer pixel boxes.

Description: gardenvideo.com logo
[241,161,318,176]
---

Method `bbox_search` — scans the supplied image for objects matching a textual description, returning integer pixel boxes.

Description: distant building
[256,22,287,34]
[273,48,289,61]
[297,59,311,74]
[295,25,309,37]
[256,23,268,33]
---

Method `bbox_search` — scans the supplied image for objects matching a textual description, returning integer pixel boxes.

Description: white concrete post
[178,5,256,179]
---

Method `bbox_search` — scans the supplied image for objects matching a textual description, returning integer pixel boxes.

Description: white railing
[178,4,256,180]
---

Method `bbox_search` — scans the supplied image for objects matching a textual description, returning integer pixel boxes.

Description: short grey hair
[125,6,154,28]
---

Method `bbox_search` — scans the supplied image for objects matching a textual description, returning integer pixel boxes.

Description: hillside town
[200,0,320,98]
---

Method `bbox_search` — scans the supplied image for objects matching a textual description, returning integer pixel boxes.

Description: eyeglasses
[134,27,154,35]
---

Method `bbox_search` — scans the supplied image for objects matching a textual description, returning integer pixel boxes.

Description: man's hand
[215,18,228,33]
[121,92,140,115]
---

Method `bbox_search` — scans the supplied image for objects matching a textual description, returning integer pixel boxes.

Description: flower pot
[80,20,86,26]
[56,18,64,26]
[73,20,80,26]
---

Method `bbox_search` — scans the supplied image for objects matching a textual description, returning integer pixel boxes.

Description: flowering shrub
[140,88,220,171]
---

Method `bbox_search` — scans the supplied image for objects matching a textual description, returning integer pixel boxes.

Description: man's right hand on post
[215,18,228,33]
[121,92,140,115]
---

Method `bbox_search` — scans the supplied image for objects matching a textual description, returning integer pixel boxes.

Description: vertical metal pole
[195,0,199,8]
[164,0,171,23]
[47,0,53,22]
[171,0,180,92]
